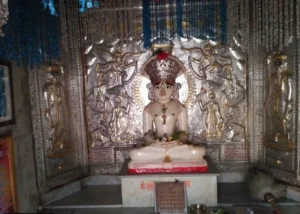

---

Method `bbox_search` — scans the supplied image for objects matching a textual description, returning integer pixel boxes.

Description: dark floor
[48,185,122,207]
[46,183,298,207]
[40,206,300,214]
[217,183,297,205]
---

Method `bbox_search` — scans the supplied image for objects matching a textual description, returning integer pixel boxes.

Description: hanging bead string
[74,0,82,48]
[68,0,74,49]
[269,0,273,49]
[297,0,300,40]
[216,0,219,42]
[59,0,68,51]
[43,0,99,15]
[267,0,271,50]
[42,0,58,16]
[264,0,268,51]
[200,0,204,38]
[0,0,60,66]
[248,0,298,51]
[279,0,283,49]
[284,0,289,46]
[161,1,164,38]
[128,0,134,39]
[142,0,151,48]
[176,0,182,37]
[114,0,118,41]
[159,0,162,38]
[118,1,124,44]
[245,0,250,48]
[183,0,186,37]
[125,0,129,42]
[258,0,262,47]
[263,0,267,49]
[297,0,300,178]
[134,0,142,40]
[290,0,294,40]
[73,0,80,49]
[192,0,196,37]
[219,0,227,44]
[59,0,227,49]
[273,0,277,47]
[211,0,215,40]
[61,0,142,50]
[168,0,174,38]
[206,0,210,39]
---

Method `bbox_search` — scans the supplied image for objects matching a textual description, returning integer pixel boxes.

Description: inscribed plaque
[89,146,114,164]
[155,182,187,214]
[221,143,248,161]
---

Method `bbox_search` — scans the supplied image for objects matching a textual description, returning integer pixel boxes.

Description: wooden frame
[0,60,15,127]
[0,135,18,213]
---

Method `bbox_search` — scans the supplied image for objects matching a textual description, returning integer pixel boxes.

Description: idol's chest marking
[153,112,176,119]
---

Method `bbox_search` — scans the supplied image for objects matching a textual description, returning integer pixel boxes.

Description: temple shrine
[0,0,299,214]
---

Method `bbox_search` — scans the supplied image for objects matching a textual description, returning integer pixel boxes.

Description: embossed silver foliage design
[182,38,247,145]
[85,40,143,146]
[84,38,248,174]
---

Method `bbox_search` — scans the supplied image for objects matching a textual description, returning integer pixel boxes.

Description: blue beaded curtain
[0,0,60,66]
[142,0,227,48]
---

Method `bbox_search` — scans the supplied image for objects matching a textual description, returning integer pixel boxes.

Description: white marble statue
[128,53,207,173]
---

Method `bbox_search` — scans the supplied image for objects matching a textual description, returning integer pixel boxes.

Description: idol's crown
[141,53,185,84]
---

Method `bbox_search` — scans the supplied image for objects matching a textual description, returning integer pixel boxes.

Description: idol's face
[153,80,174,102]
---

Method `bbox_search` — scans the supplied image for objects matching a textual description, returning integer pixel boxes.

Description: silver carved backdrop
[29,0,300,193]
[84,38,248,174]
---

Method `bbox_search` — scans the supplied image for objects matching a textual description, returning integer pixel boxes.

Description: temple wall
[0,63,39,212]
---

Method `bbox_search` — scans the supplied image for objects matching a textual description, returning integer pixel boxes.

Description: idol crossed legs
[130,144,205,162]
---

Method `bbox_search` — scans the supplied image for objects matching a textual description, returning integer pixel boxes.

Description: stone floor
[45,185,122,207]
[40,183,300,214]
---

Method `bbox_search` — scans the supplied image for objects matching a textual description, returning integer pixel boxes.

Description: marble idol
[128,52,208,174]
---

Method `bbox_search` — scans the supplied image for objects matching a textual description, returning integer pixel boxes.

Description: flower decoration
[159,134,172,142]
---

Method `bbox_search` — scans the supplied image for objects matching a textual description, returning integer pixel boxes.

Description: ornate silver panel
[296,2,300,181]
[29,63,83,193]
[84,37,249,173]
[264,44,297,173]
[246,0,300,184]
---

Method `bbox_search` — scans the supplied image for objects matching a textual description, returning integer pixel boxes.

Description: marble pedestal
[120,159,219,207]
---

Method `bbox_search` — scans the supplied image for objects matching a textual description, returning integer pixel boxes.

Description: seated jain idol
[128,52,207,174]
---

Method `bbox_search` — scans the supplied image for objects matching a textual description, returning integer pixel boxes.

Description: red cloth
[156,52,169,60]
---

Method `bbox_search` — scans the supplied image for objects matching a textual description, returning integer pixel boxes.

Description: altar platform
[120,158,218,207]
